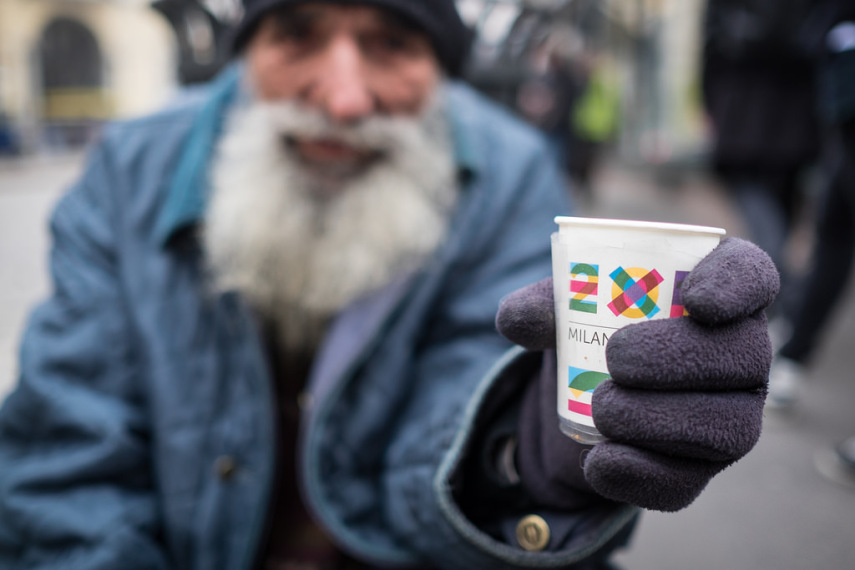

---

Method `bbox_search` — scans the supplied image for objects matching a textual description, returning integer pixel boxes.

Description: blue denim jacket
[0,67,637,569]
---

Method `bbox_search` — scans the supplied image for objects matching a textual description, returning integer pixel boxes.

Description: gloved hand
[496,238,779,512]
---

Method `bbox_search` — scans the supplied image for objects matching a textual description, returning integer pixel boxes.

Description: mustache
[260,101,424,154]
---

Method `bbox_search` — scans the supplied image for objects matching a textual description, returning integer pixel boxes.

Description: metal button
[214,455,238,481]
[516,514,550,551]
[297,391,313,411]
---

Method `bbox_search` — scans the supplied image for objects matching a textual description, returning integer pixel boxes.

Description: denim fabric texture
[0,65,637,569]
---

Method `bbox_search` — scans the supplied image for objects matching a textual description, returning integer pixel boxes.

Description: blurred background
[0,0,704,160]
[1,0,854,568]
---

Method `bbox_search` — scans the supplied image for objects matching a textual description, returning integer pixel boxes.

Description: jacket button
[214,455,238,481]
[516,514,550,551]
[297,391,313,411]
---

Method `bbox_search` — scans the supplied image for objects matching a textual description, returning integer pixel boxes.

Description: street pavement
[1,153,855,568]
[0,154,78,400]
[582,164,855,570]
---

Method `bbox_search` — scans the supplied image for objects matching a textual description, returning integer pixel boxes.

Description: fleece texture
[496,237,779,512]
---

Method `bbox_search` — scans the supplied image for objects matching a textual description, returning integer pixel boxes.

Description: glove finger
[682,237,780,325]
[584,441,729,512]
[495,277,556,351]
[592,380,765,462]
[606,310,771,391]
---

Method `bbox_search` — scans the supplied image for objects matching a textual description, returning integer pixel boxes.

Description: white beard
[203,95,457,352]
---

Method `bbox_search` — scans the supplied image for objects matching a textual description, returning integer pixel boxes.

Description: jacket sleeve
[0,140,169,569]
[381,125,638,569]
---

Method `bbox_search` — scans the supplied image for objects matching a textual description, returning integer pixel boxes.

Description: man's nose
[311,37,375,124]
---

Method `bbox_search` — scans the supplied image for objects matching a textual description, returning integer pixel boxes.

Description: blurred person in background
[0,1,779,569]
[515,27,584,179]
[700,0,819,321]
[766,0,855,487]
[513,27,617,204]
[564,53,621,203]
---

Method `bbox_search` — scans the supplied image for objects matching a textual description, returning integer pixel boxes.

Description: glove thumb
[495,277,556,351]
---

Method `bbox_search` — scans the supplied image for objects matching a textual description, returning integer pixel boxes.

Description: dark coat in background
[701,0,821,175]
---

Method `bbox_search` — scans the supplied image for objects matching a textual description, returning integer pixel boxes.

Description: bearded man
[0,1,779,569]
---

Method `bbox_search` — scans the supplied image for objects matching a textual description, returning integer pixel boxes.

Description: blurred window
[40,18,103,90]
[39,18,111,123]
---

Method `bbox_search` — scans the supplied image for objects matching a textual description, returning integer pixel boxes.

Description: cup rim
[554,216,727,236]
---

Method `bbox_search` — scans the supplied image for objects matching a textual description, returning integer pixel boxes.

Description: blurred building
[459,0,708,167]
[0,0,178,153]
[0,0,708,161]
[612,0,709,165]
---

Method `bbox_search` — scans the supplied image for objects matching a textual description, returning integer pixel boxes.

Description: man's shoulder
[98,87,210,154]
[70,85,217,233]
[444,81,549,159]
[445,81,537,131]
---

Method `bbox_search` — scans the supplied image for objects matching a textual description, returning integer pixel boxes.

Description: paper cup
[551,217,726,445]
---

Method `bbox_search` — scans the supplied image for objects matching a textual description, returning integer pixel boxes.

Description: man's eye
[364,32,416,57]
[268,14,316,44]
[272,23,310,42]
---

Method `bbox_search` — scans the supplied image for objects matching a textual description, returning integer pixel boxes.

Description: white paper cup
[551,217,726,445]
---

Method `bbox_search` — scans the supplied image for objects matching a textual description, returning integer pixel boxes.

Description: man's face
[245,3,442,173]
[207,5,455,349]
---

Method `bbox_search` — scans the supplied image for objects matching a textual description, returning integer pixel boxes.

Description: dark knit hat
[232,0,473,76]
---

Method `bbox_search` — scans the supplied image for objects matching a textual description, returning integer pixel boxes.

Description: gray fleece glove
[496,238,780,512]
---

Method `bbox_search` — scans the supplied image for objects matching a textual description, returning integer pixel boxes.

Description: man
[768,1,855,485]
[700,0,819,323]
[0,1,778,569]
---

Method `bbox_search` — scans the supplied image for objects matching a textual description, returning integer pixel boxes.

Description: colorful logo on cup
[670,270,690,317]
[569,262,598,314]
[568,366,611,417]
[608,266,663,319]
[569,263,694,319]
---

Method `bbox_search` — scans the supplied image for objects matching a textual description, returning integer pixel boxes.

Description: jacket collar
[154,69,480,249]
